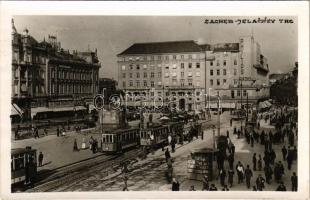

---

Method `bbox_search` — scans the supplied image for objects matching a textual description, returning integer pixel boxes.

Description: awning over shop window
[11,105,22,117]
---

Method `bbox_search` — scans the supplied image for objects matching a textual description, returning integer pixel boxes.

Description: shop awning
[31,107,51,119]
[11,105,22,117]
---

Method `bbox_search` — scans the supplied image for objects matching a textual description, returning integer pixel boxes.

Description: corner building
[117,41,206,111]
[11,20,100,121]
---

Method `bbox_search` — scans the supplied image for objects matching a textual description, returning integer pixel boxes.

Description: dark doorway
[179,99,185,111]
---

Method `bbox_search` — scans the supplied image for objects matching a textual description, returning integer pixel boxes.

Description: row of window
[121,54,201,62]
[125,91,200,97]
[122,71,201,78]
[231,90,247,98]
[123,80,201,88]
[210,79,227,86]
[52,69,97,81]
[121,62,201,71]
[209,59,238,66]
[51,83,93,94]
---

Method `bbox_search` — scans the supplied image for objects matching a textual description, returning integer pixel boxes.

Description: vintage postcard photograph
[0,1,309,200]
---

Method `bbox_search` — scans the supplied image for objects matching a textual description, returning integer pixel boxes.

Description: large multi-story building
[11,20,100,121]
[118,36,269,112]
[204,36,270,109]
[117,41,206,111]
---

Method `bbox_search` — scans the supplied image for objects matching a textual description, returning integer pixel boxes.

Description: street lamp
[212,125,216,150]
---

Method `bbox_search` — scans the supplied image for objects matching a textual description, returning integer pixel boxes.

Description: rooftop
[118,40,203,55]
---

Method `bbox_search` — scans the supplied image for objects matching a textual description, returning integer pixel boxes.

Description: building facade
[117,37,269,112]
[11,20,100,121]
[117,41,206,111]
[204,36,270,109]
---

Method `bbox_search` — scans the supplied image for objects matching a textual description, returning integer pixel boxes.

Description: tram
[139,124,170,149]
[11,147,37,185]
[101,127,140,153]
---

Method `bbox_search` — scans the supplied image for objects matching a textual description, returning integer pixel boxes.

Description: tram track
[27,148,142,192]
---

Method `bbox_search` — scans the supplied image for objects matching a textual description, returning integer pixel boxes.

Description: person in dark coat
[256,174,265,191]
[38,152,44,167]
[252,153,257,171]
[171,178,180,191]
[202,175,209,191]
[245,165,253,189]
[56,127,60,137]
[73,138,79,151]
[228,153,234,169]
[264,164,273,184]
[165,148,171,162]
[276,182,287,191]
[291,172,297,191]
[287,148,294,170]
[282,146,287,160]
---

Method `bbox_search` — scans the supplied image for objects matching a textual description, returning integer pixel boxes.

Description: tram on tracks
[139,124,169,148]
[11,147,37,186]
[101,127,140,153]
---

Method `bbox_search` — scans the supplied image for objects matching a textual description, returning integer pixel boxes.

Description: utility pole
[240,78,243,133]
[101,88,105,134]
[217,91,220,137]
[246,92,249,124]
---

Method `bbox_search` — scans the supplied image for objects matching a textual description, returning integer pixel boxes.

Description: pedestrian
[250,133,254,147]
[257,121,260,130]
[122,172,128,191]
[287,148,294,170]
[231,143,235,155]
[73,138,79,151]
[189,185,196,191]
[34,127,39,139]
[171,140,176,153]
[245,165,253,189]
[256,174,265,191]
[222,185,229,191]
[236,161,244,184]
[270,149,276,165]
[209,184,218,191]
[228,168,234,187]
[56,127,60,137]
[172,178,180,191]
[258,154,262,171]
[15,125,20,140]
[165,148,171,162]
[44,128,48,136]
[252,153,257,171]
[282,146,287,160]
[219,168,226,186]
[291,172,297,191]
[293,146,297,161]
[230,118,233,127]
[38,152,43,167]
[168,134,172,145]
[228,153,234,169]
[202,175,209,191]
[252,186,257,191]
[276,181,287,191]
[274,161,284,183]
[264,164,273,184]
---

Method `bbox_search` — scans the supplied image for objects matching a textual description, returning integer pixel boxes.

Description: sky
[13,16,298,79]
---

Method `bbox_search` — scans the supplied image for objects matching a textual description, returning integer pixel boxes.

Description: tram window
[102,135,106,143]
[14,155,25,170]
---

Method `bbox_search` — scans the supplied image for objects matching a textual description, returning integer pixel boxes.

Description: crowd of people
[169,105,298,191]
